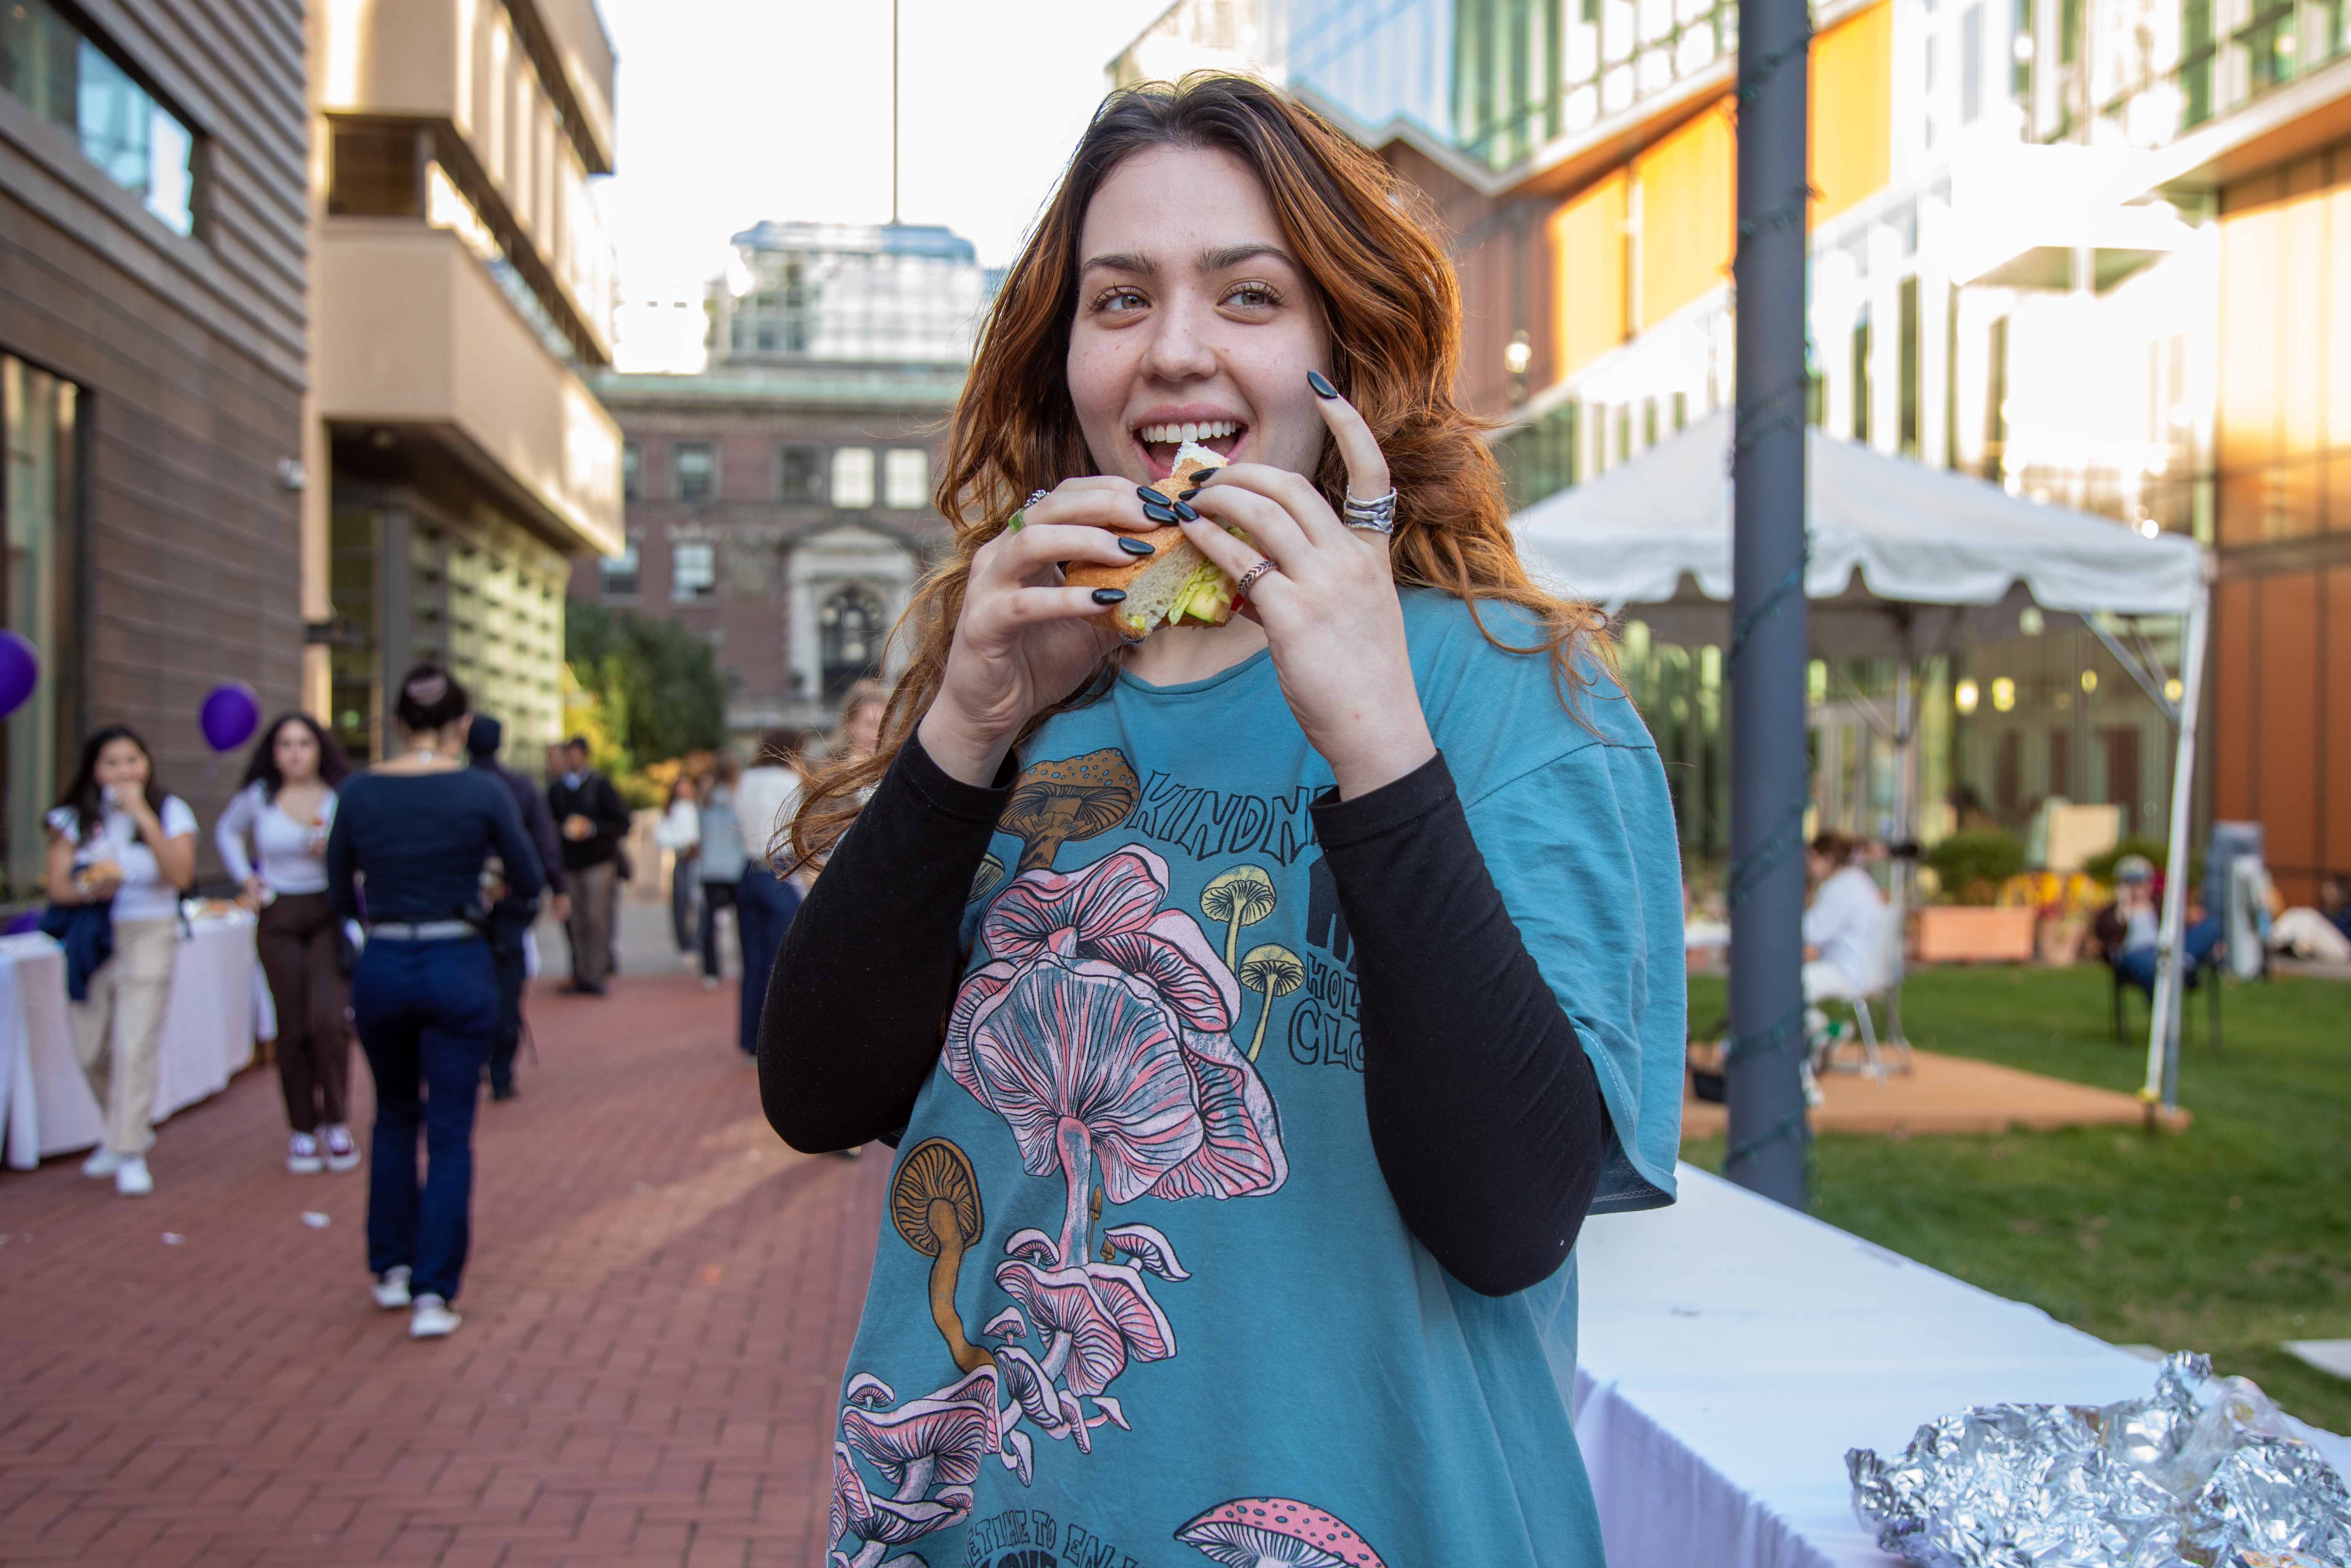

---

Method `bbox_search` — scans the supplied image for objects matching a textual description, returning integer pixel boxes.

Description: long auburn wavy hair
[783,74,1610,869]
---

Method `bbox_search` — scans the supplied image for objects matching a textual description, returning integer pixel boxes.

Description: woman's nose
[1139,302,1217,382]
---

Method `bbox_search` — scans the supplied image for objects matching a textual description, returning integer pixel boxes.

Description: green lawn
[1680,964,2351,1435]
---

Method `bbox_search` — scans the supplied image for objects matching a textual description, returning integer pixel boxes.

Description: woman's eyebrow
[1079,252,1154,278]
[1199,242,1293,271]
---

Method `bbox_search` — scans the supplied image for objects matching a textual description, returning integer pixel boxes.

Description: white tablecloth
[0,914,265,1167]
[1572,1165,2351,1568]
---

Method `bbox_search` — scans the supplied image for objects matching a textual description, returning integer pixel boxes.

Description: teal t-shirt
[826,590,1685,1568]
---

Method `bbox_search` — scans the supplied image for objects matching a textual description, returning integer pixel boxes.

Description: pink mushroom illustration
[994,1256,1176,1399]
[980,848,1239,1033]
[835,1385,995,1568]
[1174,1498,1389,1568]
[829,1444,873,1550]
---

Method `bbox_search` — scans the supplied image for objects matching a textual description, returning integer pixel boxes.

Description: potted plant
[1914,830,2037,962]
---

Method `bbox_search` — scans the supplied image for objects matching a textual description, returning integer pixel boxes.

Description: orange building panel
[1638,105,1735,330]
[2213,578,2258,825]
[2254,572,2320,876]
[1811,1,1892,225]
[1551,169,1629,380]
[2330,568,2351,881]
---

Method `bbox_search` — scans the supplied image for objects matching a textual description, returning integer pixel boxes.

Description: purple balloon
[0,630,36,720]
[200,681,261,752]
[2,911,40,937]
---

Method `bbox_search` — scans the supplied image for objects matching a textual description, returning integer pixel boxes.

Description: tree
[564,601,726,767]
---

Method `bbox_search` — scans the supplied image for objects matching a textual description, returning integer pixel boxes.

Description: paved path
[0,938,885,1568]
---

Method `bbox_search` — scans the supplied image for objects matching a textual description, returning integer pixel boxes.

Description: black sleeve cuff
[893,730,1020,824]
[1309,752,1457,853]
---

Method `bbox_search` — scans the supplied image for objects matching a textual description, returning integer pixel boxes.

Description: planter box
[1911,905,2038,964]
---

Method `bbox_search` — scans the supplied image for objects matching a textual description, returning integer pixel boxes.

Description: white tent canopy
[1511,409,2214,1110]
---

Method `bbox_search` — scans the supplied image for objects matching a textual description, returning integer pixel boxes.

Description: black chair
[2109,945,2223,1055]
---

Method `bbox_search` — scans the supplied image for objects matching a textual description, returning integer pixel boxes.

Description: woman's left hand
[1176,376,1435,799]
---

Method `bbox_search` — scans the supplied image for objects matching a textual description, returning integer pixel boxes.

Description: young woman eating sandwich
[764,75,1684,1568]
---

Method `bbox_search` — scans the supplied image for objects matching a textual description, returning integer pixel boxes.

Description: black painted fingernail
[1170,499,1198,521]
[1117,535,1156,556]
[1189,467,1219,483]
[1135,484,1163,505]
[1091,587,1128,604]
[1142,502,1178,524]
[1307,370,1340,399]
[1177,488,1201,501]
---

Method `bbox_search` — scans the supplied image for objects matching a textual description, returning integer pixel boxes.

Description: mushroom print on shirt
[826,591,1687,1568]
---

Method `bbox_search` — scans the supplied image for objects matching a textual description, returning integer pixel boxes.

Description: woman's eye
[1224,283,1279,311]
[1097,287,1148,314]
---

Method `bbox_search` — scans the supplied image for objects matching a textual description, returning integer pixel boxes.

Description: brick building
[0,0,310,899]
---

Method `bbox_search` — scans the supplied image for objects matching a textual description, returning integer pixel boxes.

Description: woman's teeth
[1136,419,1240,445]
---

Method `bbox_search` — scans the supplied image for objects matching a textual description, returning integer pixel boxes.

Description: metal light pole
[1724,0,1813,1208]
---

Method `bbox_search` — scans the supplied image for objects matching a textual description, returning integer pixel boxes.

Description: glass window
[883,448,930,510]
[599,542,639,597]
[0,0,198,234]
[672,541,715,602]
[674,443,715,503]
[622,443,641,502]
[832,447,876,509]
[819,584,886,698]
[328,123,421,217]
[778,446,827,504]
[2,354,81,902]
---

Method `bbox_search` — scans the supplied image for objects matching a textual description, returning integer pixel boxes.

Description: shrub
[1926,830,2026,906]
[2081,837,2169,884]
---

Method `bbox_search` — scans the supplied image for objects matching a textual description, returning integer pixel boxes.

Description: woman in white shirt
[1802,830,1886,1000]
[695,755,748,987]
[728,728,811,1057]
[218,714,358,1175]
[652,775,702,967]
[44,725,198,1197]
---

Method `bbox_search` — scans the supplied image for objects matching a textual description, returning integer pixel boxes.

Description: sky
[594,0,1171,370]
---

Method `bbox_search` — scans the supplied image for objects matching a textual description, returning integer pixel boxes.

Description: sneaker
[835,1145,865,1160]
[321,1125,360,1172]
[701,975,719,990]
[287,1132,323,1174]
[81,1146,121,1178]
[409,1294,461,1339]
[489,1083,517,1102]
[371,1265,413,1309]
[679,951,700,971]
[115,1157,153,1197]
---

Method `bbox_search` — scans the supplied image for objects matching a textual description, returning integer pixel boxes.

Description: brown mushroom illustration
[970,852,1007,902]
[1237,943,1306,1062]
[1200,865,1277,967]
[890,1138,993,1373]
[1000,749,1139,873]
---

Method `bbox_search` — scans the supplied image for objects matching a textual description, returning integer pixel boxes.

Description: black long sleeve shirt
[327,769,543,924]
[758,735,1607,1297]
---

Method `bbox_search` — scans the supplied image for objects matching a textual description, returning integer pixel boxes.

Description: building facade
[0,0,310,900]
[578,222,986,738]
[1135,0,2350,896]
[306,0,624,764]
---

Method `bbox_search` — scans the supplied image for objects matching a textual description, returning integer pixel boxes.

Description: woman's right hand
[917,478,1164,785]
[237,875,266,912]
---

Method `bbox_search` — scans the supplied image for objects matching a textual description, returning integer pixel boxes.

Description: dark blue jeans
[734,867,801,1058]
[352,935,497,1302]
[2116,916,2223,996]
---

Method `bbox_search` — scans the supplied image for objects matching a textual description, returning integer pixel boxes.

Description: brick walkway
[0,955,886,1567]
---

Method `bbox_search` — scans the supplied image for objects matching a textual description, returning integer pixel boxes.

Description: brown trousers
[67,917,177,1156]
[565,859,618,988]
[256,892,352,1131]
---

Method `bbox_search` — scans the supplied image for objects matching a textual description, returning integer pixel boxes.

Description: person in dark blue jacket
[464,714,567,1102]
[328,665,541,1340]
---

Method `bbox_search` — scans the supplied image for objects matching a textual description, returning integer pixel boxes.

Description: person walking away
[653,773,702,969]
[219,714,359,1173]
[546,736,628,995]
[695,755,747,988]
[465,715,566,1100]
[732,730,811,1058]
[330,665,541,1339]
[43,726,198,1197]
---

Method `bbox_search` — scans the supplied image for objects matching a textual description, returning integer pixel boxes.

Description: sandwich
[1064,440,1242,640]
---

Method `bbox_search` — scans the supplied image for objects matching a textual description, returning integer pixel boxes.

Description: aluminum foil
[1847,1353,2351,1568]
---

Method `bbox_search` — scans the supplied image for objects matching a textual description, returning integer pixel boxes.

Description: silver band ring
[1233,559,1278,595]
[1341,488,1397,534]
[1006,487,1053,532]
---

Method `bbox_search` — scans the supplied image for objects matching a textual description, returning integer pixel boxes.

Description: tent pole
[2142,569,2212,1117]
[1887,654,1915,1047]
[1724,0,1812,1209]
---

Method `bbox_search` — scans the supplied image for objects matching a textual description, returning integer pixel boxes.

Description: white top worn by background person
[731,765,801,876]
[49,795,201,924]
[214,779,337,896]
[1803,862,1885,991]
[653,795,700,855]
[697,784,748,884]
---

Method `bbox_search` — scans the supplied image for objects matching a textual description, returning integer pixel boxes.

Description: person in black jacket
[466,716,567,1098]
[545,736,629,995]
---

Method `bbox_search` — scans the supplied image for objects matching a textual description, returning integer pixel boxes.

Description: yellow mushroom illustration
[1237,943,1305,1062]
[889,1138,993,1373]
[971,853,1006,902]
[1000,750,1140,873]
[1199,865,1276,968]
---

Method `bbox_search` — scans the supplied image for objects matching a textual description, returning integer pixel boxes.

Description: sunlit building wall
[706,224,988,367]
[306,0,625,765]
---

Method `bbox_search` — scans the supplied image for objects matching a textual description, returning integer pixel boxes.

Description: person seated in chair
[1803,831,1883,1002]
[2095,856,2223,996]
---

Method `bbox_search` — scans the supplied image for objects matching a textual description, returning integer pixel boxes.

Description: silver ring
[1233,559,1278,595]
[1341,489,1397,534]
[1023,488,1052,509]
